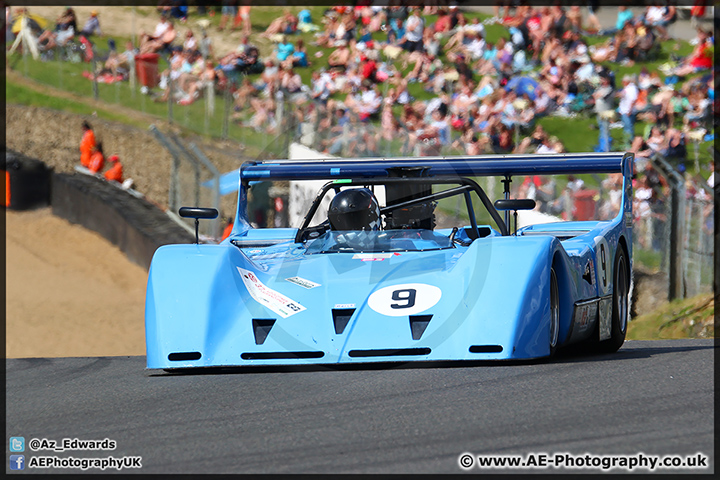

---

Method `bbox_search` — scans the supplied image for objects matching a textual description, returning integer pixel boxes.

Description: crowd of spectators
[7,3,715,233]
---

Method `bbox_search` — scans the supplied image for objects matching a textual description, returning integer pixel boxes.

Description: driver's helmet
[328,188,381,231]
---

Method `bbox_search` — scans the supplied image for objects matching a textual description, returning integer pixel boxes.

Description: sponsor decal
[368,283,442,316]
[352,253,400,261]
[334,303,356,309]
[573,302,597,330]
[238,267,306,318]
[285,276,321,289]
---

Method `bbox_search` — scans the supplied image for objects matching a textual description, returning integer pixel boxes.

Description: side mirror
[493,199,535,236]
[179,207,218,244]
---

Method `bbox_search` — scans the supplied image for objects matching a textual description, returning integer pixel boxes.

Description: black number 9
[391,288,417,309]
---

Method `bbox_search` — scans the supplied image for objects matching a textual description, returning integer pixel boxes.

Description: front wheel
[598,247,629,353]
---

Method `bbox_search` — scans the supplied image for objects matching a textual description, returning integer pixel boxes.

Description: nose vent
[348,348,431,358]
[168,352,202,361]
[469,345,504,353]
[409,314,433,340]
[332,308,355,334]
[252,319,276,345]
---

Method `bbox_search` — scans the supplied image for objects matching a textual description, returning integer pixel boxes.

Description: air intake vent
[168,352,202,361]
[332,308,355,334]
[469,345,504,353]
[348,348,431,358]
[252,319,276,345]
[409,314,433,340]
[241,351,324,360]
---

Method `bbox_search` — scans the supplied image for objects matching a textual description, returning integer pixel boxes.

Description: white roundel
[368,283,442,317]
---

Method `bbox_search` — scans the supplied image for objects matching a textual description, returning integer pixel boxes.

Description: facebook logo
[9,437,25,452]
[9,455,25,470]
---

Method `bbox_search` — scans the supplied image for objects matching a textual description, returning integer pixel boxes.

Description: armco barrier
[51,173,193,269]
[4,149,52,210]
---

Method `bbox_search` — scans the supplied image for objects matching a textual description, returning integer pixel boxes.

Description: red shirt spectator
[220,218,234,241]
[360,56,377,81]
[79,121,96,168]
[88,146,104,174]
[104,155,123,182]
[434,10,451,33]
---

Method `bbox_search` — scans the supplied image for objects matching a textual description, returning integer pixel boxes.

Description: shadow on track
[149,341,715,376]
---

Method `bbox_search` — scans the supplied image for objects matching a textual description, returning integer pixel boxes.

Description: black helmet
[328,188,381,231]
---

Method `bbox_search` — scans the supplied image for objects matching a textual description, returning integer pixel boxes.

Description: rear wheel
[549,267,560,356]
[598,247,628,353]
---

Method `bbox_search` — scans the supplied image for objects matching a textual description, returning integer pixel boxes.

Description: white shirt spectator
[618,82,638,115]
[465,21,485,36]
[425,97,442,115]
[430,118,451,145]
[536,143,557,154]
[404,13,424,42]
[708,172,718,189]
[466,37,486,60]
[153,18,170,39]
[358,88,381,114]
[645,6,664,24]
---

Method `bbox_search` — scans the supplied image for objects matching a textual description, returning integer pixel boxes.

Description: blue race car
[145,153,634,370]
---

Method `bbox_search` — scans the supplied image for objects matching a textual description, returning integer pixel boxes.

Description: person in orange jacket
[88,142,105,173]
[220,217,234,241]
[104,154,123,182]
[80,121,96,168]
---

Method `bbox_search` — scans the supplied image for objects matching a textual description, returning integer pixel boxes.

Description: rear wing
[239,153,634,181]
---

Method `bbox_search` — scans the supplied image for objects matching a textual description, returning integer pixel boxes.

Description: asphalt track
[5,339,715,474]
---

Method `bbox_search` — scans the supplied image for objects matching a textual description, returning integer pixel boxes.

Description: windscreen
[304,229,453,254]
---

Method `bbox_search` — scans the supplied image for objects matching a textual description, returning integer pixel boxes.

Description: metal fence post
[91,45,99,100]
[668,179,686,300]
[167,73,174,124]
[222,84,231,140]
[149,125,181,213]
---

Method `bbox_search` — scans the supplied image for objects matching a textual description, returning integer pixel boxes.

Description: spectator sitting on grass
[155,47,184,102]
[182,28,197,52]
[642,3,676,42]
[79,10,102,38]
[139,16,176,54]
[260,10,298,38]
[327,40,351,71]
[398,7,425,53]
[489,123,515,154]
[97,39,135,79]
[279,66,304,100]
[37,7,77,50]
[273,34,295,64]
[672,29,713,76]
[288,38,309,68]
[231,77,258,117]
[662,128,687,173]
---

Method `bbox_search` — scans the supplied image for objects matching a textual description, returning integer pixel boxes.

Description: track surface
[6,339,715,474]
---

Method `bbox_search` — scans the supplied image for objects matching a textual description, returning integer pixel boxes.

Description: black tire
[549,267,560,357]
[598,247,629,353]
